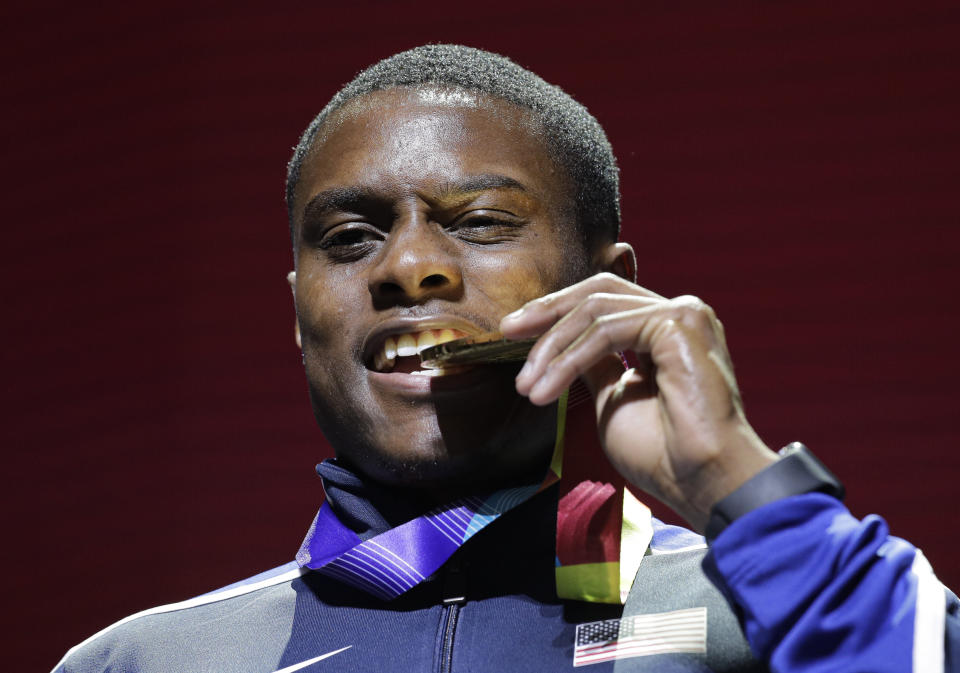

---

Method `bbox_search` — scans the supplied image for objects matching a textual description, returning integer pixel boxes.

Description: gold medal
[419,333,537,369]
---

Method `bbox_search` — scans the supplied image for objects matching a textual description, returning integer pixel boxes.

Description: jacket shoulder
[53,562,304,673]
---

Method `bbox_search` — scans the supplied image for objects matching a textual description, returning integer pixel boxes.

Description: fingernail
[504,307,525,321]
[516,361,531,381]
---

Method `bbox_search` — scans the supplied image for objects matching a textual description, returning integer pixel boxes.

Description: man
[54,44,957,672]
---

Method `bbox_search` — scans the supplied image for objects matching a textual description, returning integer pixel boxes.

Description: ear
[287,271,302,350]
[596,241,637,283]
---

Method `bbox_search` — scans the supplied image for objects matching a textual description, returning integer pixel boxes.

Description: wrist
[672,427,779,533]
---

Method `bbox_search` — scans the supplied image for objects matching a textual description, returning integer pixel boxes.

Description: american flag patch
[573,607,707,667]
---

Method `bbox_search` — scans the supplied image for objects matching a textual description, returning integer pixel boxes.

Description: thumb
[579,353,631,410]
[581,354,657,421]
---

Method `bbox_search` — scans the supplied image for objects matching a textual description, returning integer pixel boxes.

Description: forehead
[292,87,571,216]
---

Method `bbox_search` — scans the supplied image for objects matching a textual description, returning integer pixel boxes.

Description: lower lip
[367,365,512,397]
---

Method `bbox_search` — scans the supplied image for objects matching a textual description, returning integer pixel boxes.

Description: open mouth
[368,328,471,377]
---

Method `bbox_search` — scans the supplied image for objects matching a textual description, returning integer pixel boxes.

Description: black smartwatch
[704,442,845,543]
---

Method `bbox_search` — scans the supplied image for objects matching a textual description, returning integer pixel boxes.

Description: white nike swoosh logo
[270,646,352,673]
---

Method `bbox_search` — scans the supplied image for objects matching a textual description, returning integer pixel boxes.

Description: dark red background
[4,2,958,670]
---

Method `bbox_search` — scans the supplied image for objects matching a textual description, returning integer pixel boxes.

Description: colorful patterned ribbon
[296,383,651,604]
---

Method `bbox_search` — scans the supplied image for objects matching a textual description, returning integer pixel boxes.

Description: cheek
[296,277,355,347]
[468,249,562,310]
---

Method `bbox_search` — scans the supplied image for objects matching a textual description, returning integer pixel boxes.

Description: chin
[342,413,557,494]
[312,382,558,493]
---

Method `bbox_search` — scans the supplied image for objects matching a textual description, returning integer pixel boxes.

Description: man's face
[290,87,588,493]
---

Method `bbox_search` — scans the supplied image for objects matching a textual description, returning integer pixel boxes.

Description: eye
[449,210,524,243]
[317,224,382,260]
[320,227,377,248]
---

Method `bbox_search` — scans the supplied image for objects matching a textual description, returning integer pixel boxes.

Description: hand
[500,272,778,532]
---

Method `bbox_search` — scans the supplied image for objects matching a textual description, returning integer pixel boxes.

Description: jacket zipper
[438,561,466,673]
[438,602,461,673]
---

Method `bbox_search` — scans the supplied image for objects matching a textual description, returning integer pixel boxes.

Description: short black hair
[286,44,620,248]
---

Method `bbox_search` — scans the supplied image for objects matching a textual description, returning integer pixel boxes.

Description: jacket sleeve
[703,492,959,672]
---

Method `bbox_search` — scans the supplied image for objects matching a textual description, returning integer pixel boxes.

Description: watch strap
[705,442,845,542]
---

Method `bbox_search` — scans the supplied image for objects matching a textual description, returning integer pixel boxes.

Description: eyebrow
[302,174,528,220]
[301,186,383,222]
[436,174,527,197]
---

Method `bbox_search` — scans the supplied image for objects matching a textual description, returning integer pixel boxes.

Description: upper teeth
[373,328,466,372]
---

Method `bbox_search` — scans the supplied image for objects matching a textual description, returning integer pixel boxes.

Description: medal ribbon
[296,382,652,604]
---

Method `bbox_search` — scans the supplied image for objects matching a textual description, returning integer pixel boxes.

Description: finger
[525,300,720,405]
[500,272,664,339]
[515,293,662,394]
[524,305,660,404]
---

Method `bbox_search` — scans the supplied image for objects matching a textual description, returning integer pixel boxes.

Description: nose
[368,220,464,307]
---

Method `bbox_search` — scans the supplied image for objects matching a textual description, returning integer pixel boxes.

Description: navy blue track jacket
[54,471,960,672]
